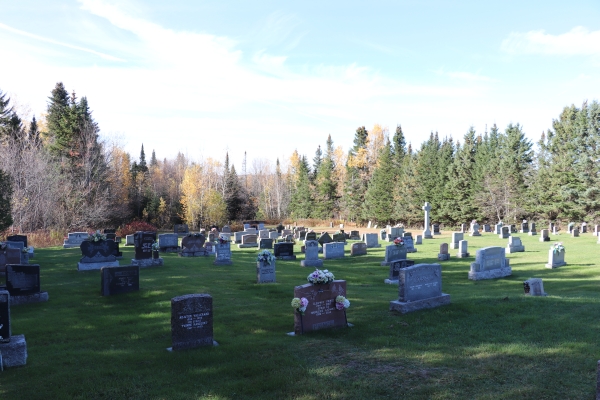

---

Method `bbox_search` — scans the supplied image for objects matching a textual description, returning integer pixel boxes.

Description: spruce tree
[290,155,313,218]
[363,141,394,223]
[314,135,337,219]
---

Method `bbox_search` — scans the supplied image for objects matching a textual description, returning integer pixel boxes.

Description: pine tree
[150,149,158,167]
[391,124,406,169]
[314,135,337,219]
[363,141,394,223]
[312,145,322,182]
[289,155,313,218]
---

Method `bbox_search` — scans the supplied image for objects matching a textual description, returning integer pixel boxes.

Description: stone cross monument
[423,202,432,239]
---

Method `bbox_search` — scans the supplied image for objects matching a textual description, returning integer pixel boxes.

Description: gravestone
[233,231,244,244]
[438,243,450,261]
[385,259,416,284]
[469,246,512,280]
[63,232,88,248]
[258,222,265,230]
[549,222,555,232]
[323,242,345,259]
[238,234,258,248]
[469,223,481,237]
[6,241,27,264]
[221,225,231,233]
[293,280,348,335]
[208,232,216,243]
[132,232,163,267]
[204,242,214,254]
[595,225,599,237]
[528,222,537,236]
[450,232,463,250]
[422,202,433,239]
[214,243,232,265]
[258,238,274,249]
[387,227,404,242]
[389,263,450,314]
[274,242,296,260]
[510,224,517,233]
[363,233,380,248]
[317,232,332,246]
[349,230,361,240]
[350,242,367,256]
[494,222,503,235]
[281,229,293,238]
[298,231,307,241]
[305,231,317,241]
[78,240,119,271]
[539,229,550,242]
[7,235,27,249]
[169,294,217,350]
[432,224,441,235]
[219,232,231,242]
[158,233,180,252]
[174,224,189,236]
[520,221,529,234]
[367,221,372,229]
[125,235,134,246]
[415,235,422,245]
[572,228,580,237]
[332,233,346,243]
[499,226,510,239]
[257,259,276,284]
[523,278,547,296]
[552,226,559,235]
[545,248,566,269]
[381,244,407,266]
[483,224,491,233]
[0,290,28,367]
[506,236,525,253]
[301,240,323,267]
[180,235,207,256]
[380,229,387,241]
[457,240,469,258]
[101,265,140,296]
[403,236,417,253]
[5,264,49,305]
[268,231,279,240]
[5,248,21,267]
[461,224,468,233]
[244,228,257,235]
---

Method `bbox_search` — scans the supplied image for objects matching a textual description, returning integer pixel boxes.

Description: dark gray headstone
[350,242,367,256]
[388,259,416,281]
[293,280,347,335]
[317,232,332,246]
[170,294,214,350]
[305,231,317,241]
[174,224,189,235]
[349,230,361,240]
[134,232,156,260]
[259,238,274,249]
[6,264,40,296]
[7,235,27,248]
[101,265,140,296]
[274,242,295,259]
[399,263,442,302]
[158,233,180,251]
[181,235,207,256]
[80,240,118,263]
[214,243,232,265]
[0,290,9,343]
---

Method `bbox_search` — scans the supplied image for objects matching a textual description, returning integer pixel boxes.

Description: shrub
[118,221,158,237]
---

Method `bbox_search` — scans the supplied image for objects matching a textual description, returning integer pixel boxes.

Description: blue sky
[1,0,599,168]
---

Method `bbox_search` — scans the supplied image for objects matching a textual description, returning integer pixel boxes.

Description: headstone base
[301,259,323,268]
[423,234,433,239]
[519,230,529,234]
[389,293,451,314]
[179,251,208,257]
[457,252,469,258]
[9,292,49,305]
[213,260,232,265]
[277,255,297,260]
[237,244,258,249]
[166,340,219,351]
[131,258,164,267]
[506,246,525,253]
[160,247,180,253]
[0,334,27,368]
[384,279,399,285]
[528,231,537,236]
[468,267,512,280]
[545,262,566,269]
[539,237,550,242]
[63,243,82,249]
[366,244,381,248]
[469,232,481,237]
[78,260,120,271]
[406,248,417,253]
[437,254,450,261]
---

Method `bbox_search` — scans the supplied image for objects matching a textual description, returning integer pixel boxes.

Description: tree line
[0,82,598,232]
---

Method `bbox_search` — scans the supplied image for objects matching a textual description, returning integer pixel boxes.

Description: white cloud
[434,68,495,83]
[501,26,600,56]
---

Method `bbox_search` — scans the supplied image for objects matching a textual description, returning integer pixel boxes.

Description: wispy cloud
[501,26,600,56]
[434,68,494,83]
[0,22,125,62]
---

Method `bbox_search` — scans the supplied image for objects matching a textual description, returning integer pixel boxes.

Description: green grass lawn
[1,231,599,399]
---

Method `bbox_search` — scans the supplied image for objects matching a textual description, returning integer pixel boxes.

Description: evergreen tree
[363,141,394,223]
[391,124,406,169]
[289,155,313,218]
[224,153,243,221]
[314,135,337,219]
[394,144,421,224]
[150,149,158,167]
[312,145,322,182]
[0,168,13,230]
[138,144,148,173]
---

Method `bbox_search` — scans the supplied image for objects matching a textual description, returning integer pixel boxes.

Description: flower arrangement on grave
[335,295,350,310]
[88,230,106,242]
[307,269,335,285]
[291,297,309,315]
[218,236,228,244]
[256,250,276,265]
[551,242,565,254]
[21,246,31,254]
[393,237,404,247]
[152,241,160,252]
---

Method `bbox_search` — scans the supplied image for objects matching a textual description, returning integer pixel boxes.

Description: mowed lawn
[1,230,599,399]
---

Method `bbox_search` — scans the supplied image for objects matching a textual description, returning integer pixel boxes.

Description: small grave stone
[389,263,450,314]
[125,235,134,246]
[403,236,417,253]
[415,235,422,245]
[438,243,450,261]
[385,259,416,284]
[221,225,231,233]
[523,278,547,296]
[506,236,525,253]
[323,242,345,259]
[461,223,468,233]
[244,228,258,235]
[0,290,28,367]
[469,223,481,237]
[219,232,231,242]
[545,248,566,269]
[298,231,307,241]
[381,244,407,266]
[243,223,251,230]
[6,241,27,264]
[450,232,463,249]
[568,223,574,233]
[549,222,555,232]
[6,248,21,266]
[305,231,317,241]
[282,229,293,238]
[174,224,189,236]
[169,294,216,350]
[301,240,323,267]
[63,232,89,248]
[204,242,214,254]
[101,265,140,296]
[132,231,163,267]
[350,242,367,256]
[469,246,511,280]
[238,234,258,248]
[349,230,361,240]
[7,235,27,249]
[233,231,244,244]
[268,231,279,240]
[5,264,48,305]
[528,222,537,236]
[317,232,332,246]
[78,239,119,271]
[274,242,296,260]
[332,233,346,243]
[257,259,276,283]
[510,224,517,233]
[363,233,380,248]
[293,280,348,335]
[387,227,404,241]
[432,224,441,235]
[494,222,503,235]
[595,225,600,237]
[258,223,265,230]
[552,226,559,235]
[499,226,510,239]
[539,229,550,242]
[520,221,529,233]
[380,229,387,240]
[258,238,273,249]
[572,228,580,237]
[158,233,180,252]
[457,240,469,258]
[181,235,208,256]
[367,221,372,229]
[214,242,232,265]
[483,224,491,233]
